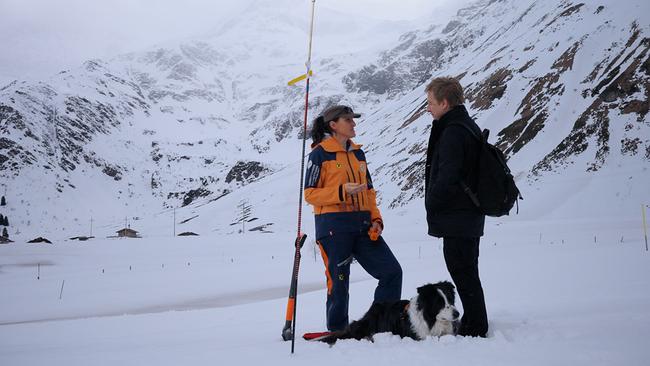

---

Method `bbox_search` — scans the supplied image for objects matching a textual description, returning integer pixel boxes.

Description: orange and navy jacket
[304,136,383,239]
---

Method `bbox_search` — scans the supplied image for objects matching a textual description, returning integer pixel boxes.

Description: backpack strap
[447,122,485,143]
[460,180,481,208]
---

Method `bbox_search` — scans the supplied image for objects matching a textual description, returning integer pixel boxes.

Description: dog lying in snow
[318,281,460,344]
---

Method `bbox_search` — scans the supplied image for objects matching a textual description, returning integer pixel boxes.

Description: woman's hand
[343,183,366,195]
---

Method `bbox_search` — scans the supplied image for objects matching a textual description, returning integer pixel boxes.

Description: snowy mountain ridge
[0,0,648,239]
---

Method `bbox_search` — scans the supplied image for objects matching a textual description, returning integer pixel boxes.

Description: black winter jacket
[424,105,485,238]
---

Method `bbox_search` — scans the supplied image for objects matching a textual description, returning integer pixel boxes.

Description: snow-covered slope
[1,216,648,365]
[0,0,648,240]
[348,0,650,219]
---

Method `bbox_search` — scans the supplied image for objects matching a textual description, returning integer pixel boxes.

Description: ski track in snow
[0,282,331,326]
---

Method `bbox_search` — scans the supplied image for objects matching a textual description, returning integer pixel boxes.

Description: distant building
[116,228,139,238]
[69,236,94,241]
[27,237,52,244]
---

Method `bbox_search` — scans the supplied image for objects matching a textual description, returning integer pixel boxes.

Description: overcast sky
[0,0,468,85]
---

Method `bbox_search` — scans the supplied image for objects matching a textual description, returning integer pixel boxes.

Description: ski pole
[282,234,307,341]
[282,0,316,354]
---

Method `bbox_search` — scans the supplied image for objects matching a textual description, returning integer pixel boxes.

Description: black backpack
[452,124,522,217]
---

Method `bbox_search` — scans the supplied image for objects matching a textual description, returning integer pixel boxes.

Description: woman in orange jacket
[304,105,402,332]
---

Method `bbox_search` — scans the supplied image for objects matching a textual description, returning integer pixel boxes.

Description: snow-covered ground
[1,212,649,365]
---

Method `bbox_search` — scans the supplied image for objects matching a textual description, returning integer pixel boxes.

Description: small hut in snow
[116,228,139,238]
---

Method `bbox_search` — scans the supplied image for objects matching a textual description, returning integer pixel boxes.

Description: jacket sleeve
[304,149,345,206]
[426,126,466,211]
[365,166,383,228]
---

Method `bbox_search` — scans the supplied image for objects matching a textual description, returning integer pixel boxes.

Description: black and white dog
[319,281,460,344]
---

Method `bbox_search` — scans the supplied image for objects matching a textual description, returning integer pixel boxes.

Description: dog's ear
[416,284,429,294]
[442,281,455,291]
[417,283,437,296]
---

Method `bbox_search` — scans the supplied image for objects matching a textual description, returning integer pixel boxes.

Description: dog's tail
[316,327,374,345]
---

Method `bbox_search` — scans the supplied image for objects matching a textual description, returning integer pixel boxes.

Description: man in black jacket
[424,77,488,338]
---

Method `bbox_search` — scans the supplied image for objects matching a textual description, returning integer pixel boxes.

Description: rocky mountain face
[0,0,648,237]
[0,1,403,235]
[347,0,649,211]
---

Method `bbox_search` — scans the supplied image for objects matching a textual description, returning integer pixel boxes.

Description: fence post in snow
[59,280,65,300]
[642,203,648,252]
[37,263,40,280]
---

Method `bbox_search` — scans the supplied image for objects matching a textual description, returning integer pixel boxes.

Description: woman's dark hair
[310,115,331,144]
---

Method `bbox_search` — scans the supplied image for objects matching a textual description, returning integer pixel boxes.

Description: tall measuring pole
[282,0,316,354]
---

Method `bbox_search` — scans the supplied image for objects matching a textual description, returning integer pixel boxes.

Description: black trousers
[443,236,488,337]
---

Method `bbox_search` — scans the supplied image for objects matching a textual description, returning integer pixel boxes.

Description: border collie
[318,281,460,344]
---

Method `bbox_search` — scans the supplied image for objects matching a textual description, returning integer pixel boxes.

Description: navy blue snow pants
[317,232,402,331]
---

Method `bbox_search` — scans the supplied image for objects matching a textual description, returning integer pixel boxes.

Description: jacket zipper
[356,170,366,207]
[344,169,356,210]
[345,151,360,211]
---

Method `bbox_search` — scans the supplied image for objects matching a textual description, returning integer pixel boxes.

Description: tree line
[1,195,9,239]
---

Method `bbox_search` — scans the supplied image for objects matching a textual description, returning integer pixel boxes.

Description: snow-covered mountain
[350,0,650,215]
[0,0,648,239]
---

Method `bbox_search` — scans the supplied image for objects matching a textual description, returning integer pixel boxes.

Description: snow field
[1,215,649,365]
